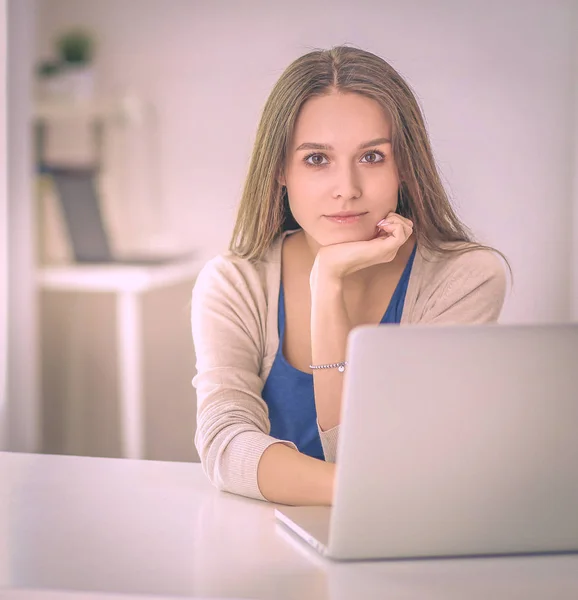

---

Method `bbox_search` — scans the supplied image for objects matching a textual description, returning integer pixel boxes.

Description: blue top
[261,244,417,460]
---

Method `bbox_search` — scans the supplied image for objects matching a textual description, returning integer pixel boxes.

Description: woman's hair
[229,45,510,275]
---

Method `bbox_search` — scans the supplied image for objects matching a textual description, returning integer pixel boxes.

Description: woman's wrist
[310,260,351,362]
[310,252,344,295]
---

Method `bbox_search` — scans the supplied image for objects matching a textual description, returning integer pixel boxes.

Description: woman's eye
[304,153,328,166]
[361,151,385,164]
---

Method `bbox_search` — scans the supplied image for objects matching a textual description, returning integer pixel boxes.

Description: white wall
[0,0,7,450]
[7,0,39,452]
[36,0,577,324]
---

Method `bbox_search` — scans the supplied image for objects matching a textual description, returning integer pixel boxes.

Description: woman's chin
[317,229,377,246]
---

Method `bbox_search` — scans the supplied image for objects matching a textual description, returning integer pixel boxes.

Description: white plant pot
[38,64,96,103]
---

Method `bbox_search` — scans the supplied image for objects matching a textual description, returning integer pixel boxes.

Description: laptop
[275,323,578,561]
[47,166,195,265]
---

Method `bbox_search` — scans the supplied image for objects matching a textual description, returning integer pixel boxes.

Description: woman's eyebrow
[295,137,391,152]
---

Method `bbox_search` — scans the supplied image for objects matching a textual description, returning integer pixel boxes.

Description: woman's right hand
[310,212,414,290]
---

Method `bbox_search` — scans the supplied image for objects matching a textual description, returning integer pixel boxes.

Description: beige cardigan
[191,232,507,501]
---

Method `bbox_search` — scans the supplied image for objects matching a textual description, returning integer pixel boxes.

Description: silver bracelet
[309,361,348,373]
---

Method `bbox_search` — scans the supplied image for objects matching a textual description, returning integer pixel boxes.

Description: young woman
[191,46,508,507]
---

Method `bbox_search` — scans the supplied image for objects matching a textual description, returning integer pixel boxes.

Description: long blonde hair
[230,45,510,275]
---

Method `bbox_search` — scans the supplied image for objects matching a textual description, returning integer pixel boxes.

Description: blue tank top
[261,244,417,460]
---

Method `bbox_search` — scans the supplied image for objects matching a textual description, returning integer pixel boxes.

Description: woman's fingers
[377,226,410,252]
[372,221,412,263]
[377,217,413,242]
[378,213,414,230]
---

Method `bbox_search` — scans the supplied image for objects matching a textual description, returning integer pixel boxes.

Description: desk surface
[1,452,577,600]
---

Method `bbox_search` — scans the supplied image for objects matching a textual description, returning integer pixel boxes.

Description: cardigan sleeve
[317,423,340,463]
[191,255,297,501]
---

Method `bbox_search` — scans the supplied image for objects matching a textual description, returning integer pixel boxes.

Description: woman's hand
[310,212,414,287]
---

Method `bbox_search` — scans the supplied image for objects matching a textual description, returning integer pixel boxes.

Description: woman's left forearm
[310,271,353,432]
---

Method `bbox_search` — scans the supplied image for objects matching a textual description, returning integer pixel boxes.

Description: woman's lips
[324,212,367,224]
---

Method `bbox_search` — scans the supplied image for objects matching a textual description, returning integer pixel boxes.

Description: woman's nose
[331,165,362,200]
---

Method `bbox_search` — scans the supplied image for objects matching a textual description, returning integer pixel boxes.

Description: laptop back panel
[327,324,578,560]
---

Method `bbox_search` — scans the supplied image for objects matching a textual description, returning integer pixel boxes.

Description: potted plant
[52,27,97,101]
[56,28,95,65]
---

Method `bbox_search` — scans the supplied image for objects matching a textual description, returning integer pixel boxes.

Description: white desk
[1,452,577,600]
[37,258,201,459]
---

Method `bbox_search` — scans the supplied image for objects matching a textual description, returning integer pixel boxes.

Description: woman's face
[281,91,400,248]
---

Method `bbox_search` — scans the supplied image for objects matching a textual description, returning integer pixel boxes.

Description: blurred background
[1,0,577,461]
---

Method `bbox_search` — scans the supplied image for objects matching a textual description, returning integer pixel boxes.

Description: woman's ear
[277,170,286,187]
